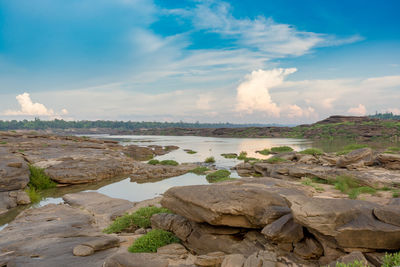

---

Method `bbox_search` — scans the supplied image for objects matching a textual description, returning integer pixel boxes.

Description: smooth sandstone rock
[336,148,374,168]
[261,214,303,244]
[103,252,169,267]
[221,254,246,267]
[373,205,400,227]
[377,153,400,170]
[73,245,95,257]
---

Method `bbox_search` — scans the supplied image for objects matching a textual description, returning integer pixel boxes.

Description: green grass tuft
[383,252,400,267]
[334,175,376,199]
[335,260,368,267]
[206,169,234,183]
[221,153,237,159]
[185,150,197,154]
[270,146,294,153]
[159,160,179,166]
[300,148,323,156]
[189,166,209,175]
[28,165,56,190]
[265,157,287,164]
[237,151,248,160]
[0,141,7,145]
[147,159,160,165]
[25,187,41,203]
[103,206,172,234]
[204,156,216,163]
[257,149,271,155]
[128,229,180,253]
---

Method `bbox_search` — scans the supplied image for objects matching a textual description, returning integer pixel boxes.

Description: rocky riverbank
[0,131,195,215]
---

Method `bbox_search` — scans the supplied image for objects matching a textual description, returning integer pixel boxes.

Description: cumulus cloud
[236,68,297,116]
[286,105,315,118]
[3,93,68,117]
[348,104,367,116]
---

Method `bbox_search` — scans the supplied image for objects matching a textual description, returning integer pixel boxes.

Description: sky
[0,0,399,124]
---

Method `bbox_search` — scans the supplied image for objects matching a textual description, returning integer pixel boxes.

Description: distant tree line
[369,112,400,120]
[0,118,278,130]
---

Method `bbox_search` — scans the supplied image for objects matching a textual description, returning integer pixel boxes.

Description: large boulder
[0,147,29,192]
[336,148,374,168]
[287,194,400,250]
[261,214,304,244]
[161,178,307,228]
[377,153,400,170]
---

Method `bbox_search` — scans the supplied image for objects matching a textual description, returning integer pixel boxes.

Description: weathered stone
[161,178,305,228]
[16,190,30,205]
[63,192,134,229]
[373,205,400,227]
[364,252,385,267]
[82,235,120,251]
[157,243,188,257]
[294,238,323,260]
[261,214,303,243]
[336,148,373,168]
[103,252,169,267]
[0,147,29,192]
[73,245,95,256]
[221,254,246,267]
[297,154,318,165]
[244,251,277,267]
[194,252,225,267]
[123,145,155,161]
[130,163,198,183]
[287,194,400,250]
[151,213,193,241]
[377,153,400,170]
[329,251,369,267]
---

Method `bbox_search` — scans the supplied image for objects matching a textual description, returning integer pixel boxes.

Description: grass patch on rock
[383,251,400,267]
[28,165,56,190]
[25,187,41,203]
[189,166,209,175]
[270,146,294,153]
[301,178,325,192]
[147,159,160,165]
[221,153,237,159]
[335,261,368,267]
[206,169,234,183]
[334,175,376,199]
[299,148,323,156]
[265,157,287,164]
[0,141,7,145]
[128,229,180,253]
[237,151,248,160]
[185,149,197,154]
[147,159,179,166]
[385,146,400,154]
[204,156,216,163]
[103,206,172,234]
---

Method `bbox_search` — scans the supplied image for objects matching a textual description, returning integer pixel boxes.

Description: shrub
[300,148,323,156]
[257,149,271,155]
[28,165,56,190]
[204,156,216,163]
[383,252,400,267]
[237,151,248,160]
[265,157,287,164]
[103,206,171,234]
[189,166,209,175]
[159,160,179,166]
[25,187,41,203]
[206,170,233,183]
[270,146,294,153]
[336,144,368,155]
[147,159,160,165]
[128,229,180,253]
[221,153,237,159]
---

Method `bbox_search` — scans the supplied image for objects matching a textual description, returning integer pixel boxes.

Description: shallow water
[0,135,311,230]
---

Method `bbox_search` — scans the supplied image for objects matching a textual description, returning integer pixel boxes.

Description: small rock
[294,238,323,259]
[73,245,94,257]
[16,190,31,205]
[7,162,22,168]
[329,251,369,267]
[195,252,225,267]
[221,254,245,267]
[134,228,147,235]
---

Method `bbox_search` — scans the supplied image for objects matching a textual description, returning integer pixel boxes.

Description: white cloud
[3,92,68,118]
[236,68,296,116]
[347,104,367,116]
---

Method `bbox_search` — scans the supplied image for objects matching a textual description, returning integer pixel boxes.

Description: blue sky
[0,0,399,123]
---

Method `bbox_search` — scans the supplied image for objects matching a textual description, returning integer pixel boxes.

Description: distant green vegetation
[128,229,180,253]
[0,141,7,145]
[386,146,400,154]
[300,148,324,156]
[185,149,197,154]
[0,118,272,131]
[221,153,237,159]
[103,206,171,234]
[270,146,294,153]
[336,144,369,155]
[206,170,234,183]
[28,165,56,190]
[189,166,209,175]
[265,157,287,164]
[370,112,400,120]
[204,156,216,163]
[147,159,179,166]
